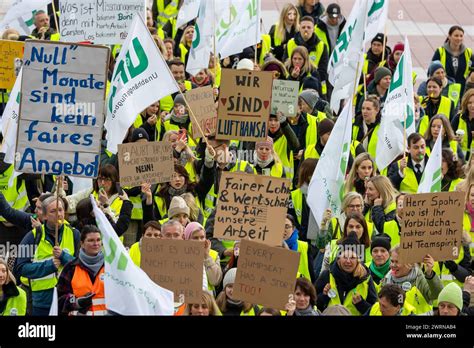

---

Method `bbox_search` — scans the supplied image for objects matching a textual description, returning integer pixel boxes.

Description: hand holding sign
[423,254,435,277]
[285,294,296,316]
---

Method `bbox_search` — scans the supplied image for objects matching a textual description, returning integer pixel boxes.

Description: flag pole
[51,0,60,35]
[381,23,387,64]
[54,176,62,246]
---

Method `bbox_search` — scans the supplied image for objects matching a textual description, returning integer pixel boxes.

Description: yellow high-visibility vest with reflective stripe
[438,47,473,79]
[0,165,28,222]
[156,0,179,28]
[328,272,369,316]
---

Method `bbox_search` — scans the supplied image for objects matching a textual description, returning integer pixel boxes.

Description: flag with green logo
[216,0,261,59]
[417,129,441,193]
[186,0,214,76]
[176,0,201,28]
[1,68,22,164]
[307,99,353,227]
[365,0,389,41]
[376,36,416,170]
[105,14,178,154]
[328,0,367,111]
[91,196,174,315]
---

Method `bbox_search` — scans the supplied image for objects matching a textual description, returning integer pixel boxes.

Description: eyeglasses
[348,204,363,209]
[97,176,112,182]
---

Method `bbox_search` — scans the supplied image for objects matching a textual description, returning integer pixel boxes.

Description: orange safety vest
[70,265,107,316]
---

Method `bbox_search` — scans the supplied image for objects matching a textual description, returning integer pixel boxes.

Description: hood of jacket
[443,41,467,56]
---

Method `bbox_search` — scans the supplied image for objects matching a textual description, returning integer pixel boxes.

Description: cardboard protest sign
[216,69,272,142]
[0,40,24,89]
[15,41,109,178]
[117,141,173,187]
[399,192,464,264]
[234,239,300,310]
[59,0,146,44]
[185,86,217,138]
[141,238,205,303]
[271,80,299,117]
[214,172,291,246]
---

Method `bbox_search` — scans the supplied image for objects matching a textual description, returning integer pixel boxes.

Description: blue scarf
[286,230,299,251]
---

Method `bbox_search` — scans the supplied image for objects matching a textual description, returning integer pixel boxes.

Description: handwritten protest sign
[59,0,146,44]
[185,86,217,138]
[141,238,205,303]
[234,239,300,310]
[399,192,464,264]
[0,40,24,89]
[15,41,109,178]
[214,172,291,246]
[271,80,299,117]
[117,141,173,187]
[216,69,272,142]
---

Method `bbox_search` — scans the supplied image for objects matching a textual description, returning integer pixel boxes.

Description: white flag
[176,0,201,28]
[216,0,261,59]
[49,287,58,316]
[91,196,174,315]
[1,68,22,164]
[105,14,178,154]
[186,0,214,76]
[365,0,389,41]
[328,0,368,112]
[0,0,51,32]
[417,131,441,193]
[307,99,353,227]
[376,36,416,170]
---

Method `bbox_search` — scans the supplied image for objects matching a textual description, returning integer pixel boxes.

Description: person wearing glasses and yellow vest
[432,25,473,95]
[57,225,106,316]
[14,196,80,315]
[381,245,443,315]
[284,16,329,96]
[316,232,378,316]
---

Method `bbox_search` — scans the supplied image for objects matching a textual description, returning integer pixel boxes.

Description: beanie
[131,128,149,142]
[370,235,391,252]
[371,33,386,45]
[299,89,320,110]
[167,196,190,218]
[236,58,254,71]
[428,60,444,77]
[223,268,238,288]
[393,42,405,53]
[261,54,287,77]
[318,118,334,137]
[255,136,274,149]
[183,221,204,240]
[437,282,463,311]
[302,76,321,93]
[374,67,392,84]
[173,93,185,106]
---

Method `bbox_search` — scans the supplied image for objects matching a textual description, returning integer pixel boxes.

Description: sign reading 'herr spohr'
[15,40,109,178]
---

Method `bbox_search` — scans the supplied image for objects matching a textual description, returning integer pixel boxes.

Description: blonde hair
[390,244,415,269]
[0,258,16,285]
[180,192,200,222]
[216,286,254,314]
[180,25,194,46]
[367,176,398,209]
[457,165,474,192]
[276,4,300,44]
[341,192,364,213]
[344,153,375,194]
[460,87,474,116]
[1,28,20,41]
[184,291,222,316]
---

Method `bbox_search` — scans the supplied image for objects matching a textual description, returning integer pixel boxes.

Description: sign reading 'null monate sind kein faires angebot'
[15,40,109,178]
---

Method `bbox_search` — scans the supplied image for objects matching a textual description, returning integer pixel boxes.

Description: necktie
[415,163,422,175]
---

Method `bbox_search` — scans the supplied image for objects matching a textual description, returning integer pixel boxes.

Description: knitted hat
[370,234,391,252]
[167,196,190,218]
[322,304,352,316]
[437,282,463,311]
[374,67,392,84]
[131,128,149,142]
[318,118,334,137]
[236,58,254,71]
[183,221,204,240]
[173,93,185,106]
[223,268,238,288]
[299,89,320,110]
[371,33,386,45]
[428,60,444,77]
[256,136,274,149]
[261,54,287,77]
[327,3,341,18]
[392,42,405,53]
[302,77,321,93]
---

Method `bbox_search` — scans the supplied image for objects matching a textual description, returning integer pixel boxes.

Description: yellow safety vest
[447,83,462,107]
[329,239,372,266]
[404,285,432,315]
[305,113,319,148]
[455,115,474,155]
[0,165,28,222]
[366,201,400,246]
[397,161,420,194]
[259,34,272,66]
[432,247,465,288]
[463,212,474,257]
[418,95,453,136]
[328,272,369,316]
[297,240,311,280]
[159,80,193,112]
[92,191,123,219]
[133,114,164,140]
[369,301,416,316]
[314,26,329,54]
[352,123,381,160]
[438,47,473,79]
[156,0,179,28]
[287,39,325,70]
[1,286,26,316]
[425,140,458,158]
[178,43,189,64]
[163,119,198,149]
[290,189,303,225]
[273,135,294,180]
[29,225,75,292]
[129,241,141,266]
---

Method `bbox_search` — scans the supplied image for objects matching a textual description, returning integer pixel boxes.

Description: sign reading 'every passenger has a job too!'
[15,40,109,178]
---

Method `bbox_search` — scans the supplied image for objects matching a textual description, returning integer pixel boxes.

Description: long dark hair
[157,164,197,204]
[340,212,370,248]
[92,164,119,195]
[444,25,464,43]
